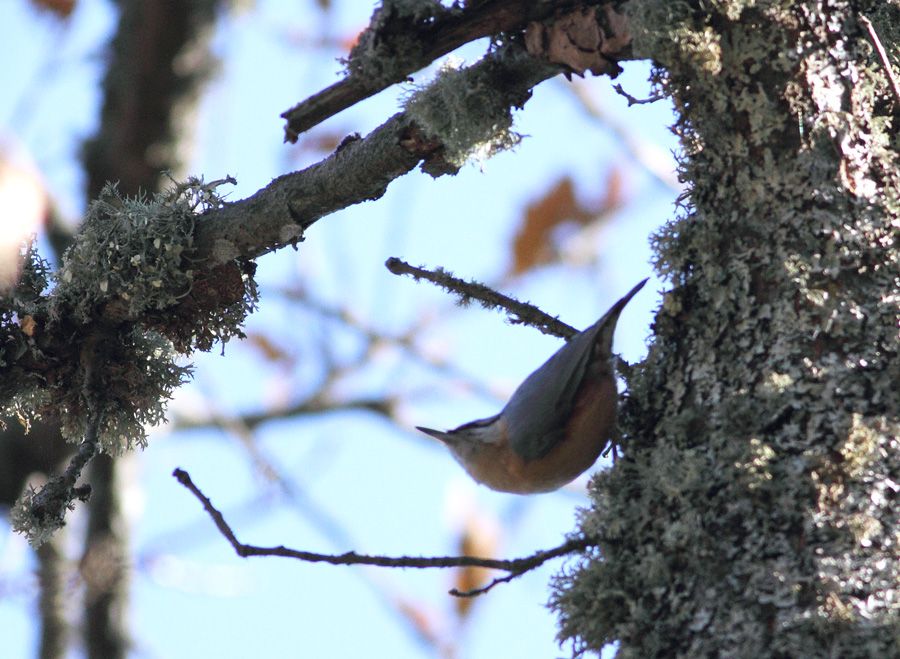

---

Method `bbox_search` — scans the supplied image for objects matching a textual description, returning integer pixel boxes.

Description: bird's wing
[504,279,647,462]
[503,319,604,461]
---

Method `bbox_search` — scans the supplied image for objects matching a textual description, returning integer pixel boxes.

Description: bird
[417,278,648,494]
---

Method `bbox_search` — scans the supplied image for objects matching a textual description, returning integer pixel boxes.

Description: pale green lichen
[0,243,53,427]
[2,172,262,548]
[2,177,255,456]
[403,54,524,168]
[347,0,450,85]
[56,181,198,322]
[53,328,192,453]
[11,485,66,547]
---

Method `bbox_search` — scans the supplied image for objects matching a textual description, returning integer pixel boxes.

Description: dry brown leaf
[598,166,624,215]
[510,176,590,276]
[304,131,350,154]
[30,0,76,18]
[453,510,501,619]
[394,596,443,648]
[509,169,627,276]
[20,315,37,337]
[290,131,354,165]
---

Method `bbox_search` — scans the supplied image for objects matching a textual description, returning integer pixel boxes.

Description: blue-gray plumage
[417,278,648,493]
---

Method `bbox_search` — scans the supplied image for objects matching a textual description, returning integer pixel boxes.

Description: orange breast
[460,376,618,494]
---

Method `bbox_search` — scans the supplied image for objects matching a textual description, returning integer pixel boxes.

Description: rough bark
[552,1,899,656]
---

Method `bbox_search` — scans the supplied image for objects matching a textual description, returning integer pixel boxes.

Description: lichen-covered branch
[280,0,624,140]
[195,42,564,268]
[205,5,636,269]
[12,400,100,546]
[2,182,239,457]
[385,256,577,338]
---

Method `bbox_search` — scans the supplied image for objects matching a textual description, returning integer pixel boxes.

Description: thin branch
[12,411,98,547]
[171,396,396,432]
[14,332,111,545]
[612,82,664,106]
[280,0,597,141]
[31,433,97,521]
[145,459,448,652]
[859,14,900,109]
[173,468,595,596]
[565,79,681,192]
[212,417,457,650]
[450,571,522,598]
[385,257,577,339]
[449,536,596,597]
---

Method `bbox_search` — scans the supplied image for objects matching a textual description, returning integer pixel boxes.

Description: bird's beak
[416,426,453,443]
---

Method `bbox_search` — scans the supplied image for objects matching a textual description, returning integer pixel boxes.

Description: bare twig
[450,571,521,597]
[214,419,457,650]
[565,79,681,192]
[29,433,97,522]
[173,468,594,596]
[172,396,395,432]
[859,14,900,109]
[11,411,98,546]
[385,257,577,339]
[612,83,663,106]
[147,450,444,652]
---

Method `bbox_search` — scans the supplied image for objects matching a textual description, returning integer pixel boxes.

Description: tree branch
[193,43,562,268]
[171,396,396,432]
[173,467,595,596]
[386,257,577,338]
[281,0,602,141]
[12,407,98,547]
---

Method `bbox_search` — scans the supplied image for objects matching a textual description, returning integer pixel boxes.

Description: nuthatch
[417,279,647,494]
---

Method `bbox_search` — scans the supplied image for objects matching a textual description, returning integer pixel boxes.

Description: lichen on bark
[551,2,900,656]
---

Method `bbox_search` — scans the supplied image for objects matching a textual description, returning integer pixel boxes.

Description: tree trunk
[553,2,899,656]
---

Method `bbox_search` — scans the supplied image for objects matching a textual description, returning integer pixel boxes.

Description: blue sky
[0,1,679,657]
